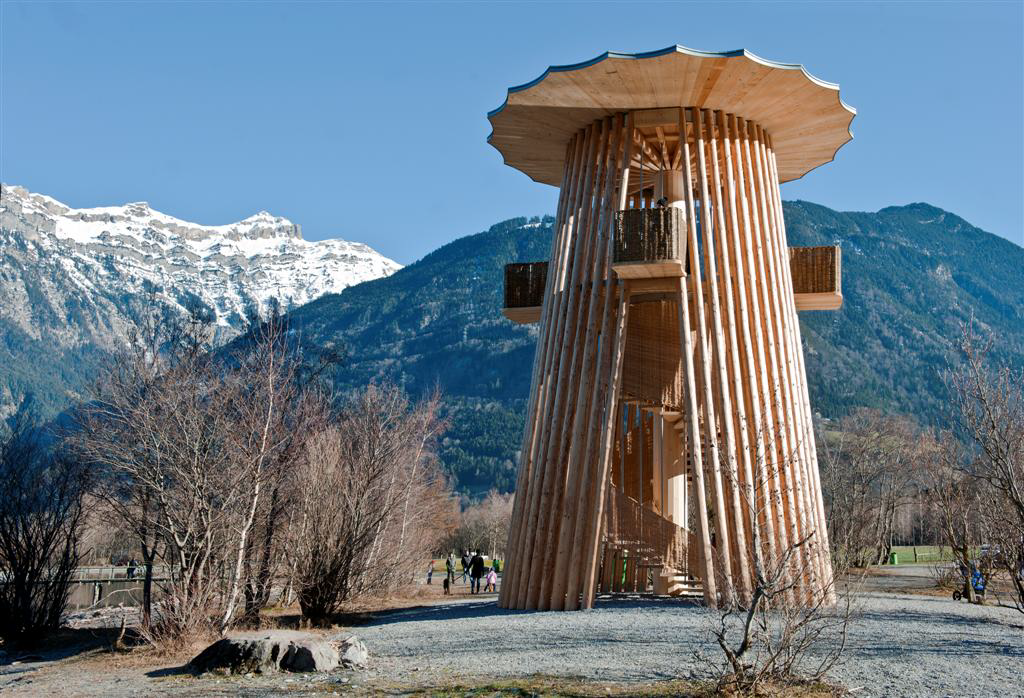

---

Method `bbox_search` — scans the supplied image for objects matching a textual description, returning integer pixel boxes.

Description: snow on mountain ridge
[6,184,306,248]
[0,184,402,339]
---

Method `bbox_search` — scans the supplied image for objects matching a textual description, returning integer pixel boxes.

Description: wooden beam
[678,107,718,607]
[501,133,581,609]
[701,108,753,603]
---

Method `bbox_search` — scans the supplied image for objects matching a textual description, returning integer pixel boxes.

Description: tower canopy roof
[488,45,856,185]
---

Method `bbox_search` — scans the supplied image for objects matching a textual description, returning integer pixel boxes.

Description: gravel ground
[357,591,1024,697]
[2,590,1020,696]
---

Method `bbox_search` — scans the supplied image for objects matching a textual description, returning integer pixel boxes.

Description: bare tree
[820,410,921,568]
[217,315,329,632]
[71,308,329,643]
[0,407,89,646]
[946,325,1024,611]
[291,384,452,624]
[442,490,513,559]
[925,433,986,602]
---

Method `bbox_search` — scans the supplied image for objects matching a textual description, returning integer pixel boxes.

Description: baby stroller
[951,563,986,601]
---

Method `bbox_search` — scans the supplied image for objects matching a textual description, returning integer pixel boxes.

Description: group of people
[428,550,500,594]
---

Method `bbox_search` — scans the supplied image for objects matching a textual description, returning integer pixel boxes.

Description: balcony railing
[789,245,842,311]
[612,208,686,278]
[502,261,548,323]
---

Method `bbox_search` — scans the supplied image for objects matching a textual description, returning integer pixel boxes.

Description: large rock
[338,636,368,669]
[188,631,339,675]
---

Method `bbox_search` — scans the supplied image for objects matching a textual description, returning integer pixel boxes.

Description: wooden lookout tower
[492,46,855,611]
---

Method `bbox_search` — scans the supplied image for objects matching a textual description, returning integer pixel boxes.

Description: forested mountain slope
[285,203,1024,496]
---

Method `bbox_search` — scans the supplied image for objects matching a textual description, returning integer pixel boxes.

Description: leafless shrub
[707,429,855,695]
[215,315,330,632]
[0,408,89,646]
[711,556,855,695]
[290,384,452,624]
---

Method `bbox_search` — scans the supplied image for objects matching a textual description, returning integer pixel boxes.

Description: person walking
[469,551,486,594]
[446,552,456,586]
[461,550,472,585]
[484,566,498,593]
[426,560,434,585]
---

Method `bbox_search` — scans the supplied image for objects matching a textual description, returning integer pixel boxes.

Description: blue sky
[2,1,1021,263]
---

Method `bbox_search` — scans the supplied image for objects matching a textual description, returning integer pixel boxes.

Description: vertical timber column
[574,113,633,610]
[748,122,817,598]
[501,126,591,610]
[745,120,818,598]
[678,108,719,607]
[717,110,777,578]
[762,130,835,603]
[699,108,753,603]
[499,136,578,609]
[521,120,601,610]
[531,116,613,611]
[547,113,624,611]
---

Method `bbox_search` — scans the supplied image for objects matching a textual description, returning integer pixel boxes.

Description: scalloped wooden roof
[488,46,856,185]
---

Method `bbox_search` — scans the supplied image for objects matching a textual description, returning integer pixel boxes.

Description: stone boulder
[188,631,340,675]
[337,635,368,669]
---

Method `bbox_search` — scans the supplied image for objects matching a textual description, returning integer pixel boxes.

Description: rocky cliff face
[0,184,401,416]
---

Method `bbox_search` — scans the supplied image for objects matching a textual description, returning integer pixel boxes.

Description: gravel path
[357,591,1024,697]
[2,591,1020,696]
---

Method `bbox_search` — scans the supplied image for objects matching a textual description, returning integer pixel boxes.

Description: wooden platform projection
[503,262,547,324]
[791,246,842,311]
[506,244,843,323]
[488,46,855,611]
[612,208,686,279]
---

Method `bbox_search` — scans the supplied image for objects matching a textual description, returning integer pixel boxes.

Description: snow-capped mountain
[0,183,401,416]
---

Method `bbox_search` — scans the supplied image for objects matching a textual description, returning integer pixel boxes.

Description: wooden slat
[691,107,736,604]
[676,107,718,607]
[500,134,580,609]
[547,113,626,610]
[719,111,777,575]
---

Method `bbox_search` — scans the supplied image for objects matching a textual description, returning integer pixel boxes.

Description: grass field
[888,545,979,564]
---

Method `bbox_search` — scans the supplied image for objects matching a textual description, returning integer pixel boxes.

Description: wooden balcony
[502,244,841,325]
[612,208,686,279]
[790,245,842,311]
[502,261,547,324]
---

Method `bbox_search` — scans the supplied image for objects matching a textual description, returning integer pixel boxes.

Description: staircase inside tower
[598,370,708,597]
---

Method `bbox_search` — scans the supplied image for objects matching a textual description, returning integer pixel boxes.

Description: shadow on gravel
[857,607,1024,631]
[363,595,703,628]
[853,637,1024,659]
[0,628,124,671]
[145,665,191,678]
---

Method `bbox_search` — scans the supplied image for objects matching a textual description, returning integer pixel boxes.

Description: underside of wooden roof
[488,46,856,185]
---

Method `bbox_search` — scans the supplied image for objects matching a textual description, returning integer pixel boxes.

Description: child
[484,566,498,593]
